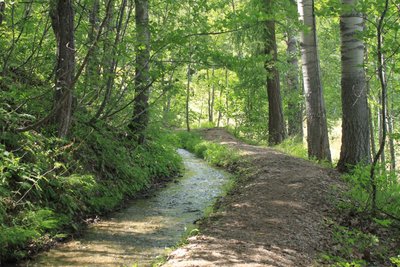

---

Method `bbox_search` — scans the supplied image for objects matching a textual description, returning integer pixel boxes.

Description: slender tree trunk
[207,68,215,124]
[297,0,331,161]
[0,1,5,25]
[286,32,303,138]
[131,0,150,143]
[84,0,100,98]
[92,0,126,122]
[210,67,215,123]
[186,63,191,132]
[378,93,386,165]
[387,110,396,171]
[217,80,223,127]
[265,0,286,145]
[365,46,377,159]
[337,0,370,172]
[50,0,75,138]
[370,0,389,212]
[225,68,230,126]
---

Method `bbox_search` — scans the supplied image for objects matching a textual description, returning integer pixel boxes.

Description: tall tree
[131,0,150,143]
[264,0,286,145]
[50,0,75,138]
[297,0,331,161]
[337,0,370,172]
[207,68,215,123]
[286,32,303,138]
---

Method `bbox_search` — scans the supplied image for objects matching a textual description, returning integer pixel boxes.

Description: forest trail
[164,128,341,267]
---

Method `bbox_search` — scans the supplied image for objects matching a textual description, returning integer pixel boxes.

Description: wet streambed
[23,149,229,267]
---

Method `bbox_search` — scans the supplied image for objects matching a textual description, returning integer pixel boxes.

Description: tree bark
[265,0,286,145]
[225,68,230,126]
[0,0,5,25]
[131,0,150,143]
[50,0,75,138]
[207,68,215,124]
[286,32,303,138]
[337,0,370,172]
[297,0,331,161]
[387,111,396,171]
[186,63,191,132]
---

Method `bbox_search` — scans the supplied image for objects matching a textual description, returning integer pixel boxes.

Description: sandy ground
[164,128,342,267]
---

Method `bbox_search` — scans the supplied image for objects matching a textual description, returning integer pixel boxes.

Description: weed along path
[22,149,230,267]
[164,128,341,266]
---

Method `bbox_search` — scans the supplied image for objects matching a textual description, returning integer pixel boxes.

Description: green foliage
[0,124,181,262]
[342,164,400,217]
[321,163,400,266]
[390,255,400,267]
[274,137,308,159]
[176,130,240,169]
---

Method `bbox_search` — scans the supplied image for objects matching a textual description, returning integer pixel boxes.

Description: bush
[175,130,241,169]
[342,164,400,217]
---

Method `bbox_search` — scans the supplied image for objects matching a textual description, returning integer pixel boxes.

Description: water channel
[22,149,229,267]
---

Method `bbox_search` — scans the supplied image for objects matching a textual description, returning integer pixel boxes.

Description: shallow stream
[23,149,229,266]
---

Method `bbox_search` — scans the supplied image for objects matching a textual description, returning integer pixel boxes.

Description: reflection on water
[22,149,229,267]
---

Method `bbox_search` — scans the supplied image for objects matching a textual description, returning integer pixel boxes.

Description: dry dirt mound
[163,128,341,267]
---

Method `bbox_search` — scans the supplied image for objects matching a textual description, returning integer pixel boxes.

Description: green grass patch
[273,136,308,159]
[176,130,242,170]
[320,164,400,266]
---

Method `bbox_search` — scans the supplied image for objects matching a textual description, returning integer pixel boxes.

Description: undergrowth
[176,130,242,171]
[273,136,308,159]
[0,122,181,263]
[320,164,400,266]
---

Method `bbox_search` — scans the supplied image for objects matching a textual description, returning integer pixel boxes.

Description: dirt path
[164,128,341,267]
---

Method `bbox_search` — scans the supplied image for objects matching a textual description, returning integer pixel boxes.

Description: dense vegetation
[0,0,399,265]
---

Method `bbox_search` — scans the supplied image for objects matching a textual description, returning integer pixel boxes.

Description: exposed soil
[164,128,342,267]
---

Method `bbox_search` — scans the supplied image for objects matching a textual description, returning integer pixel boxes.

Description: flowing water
[22,149,229,267]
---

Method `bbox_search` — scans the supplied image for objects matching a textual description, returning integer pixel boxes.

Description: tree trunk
[83,0,100,99]
[207,68,215,124]
[186,63,191,132]
[286,32,303,138]
[378,93,386,165]
[50,0,75,138]
[217,80,223,127]
[0,1,5,25]
[297,0,331,161]
[387,111,396,171]
[131,0,150,143]
[337,0,370,172]
[92,0,127,122]
[225,68,230,126]
[265,0,286,145]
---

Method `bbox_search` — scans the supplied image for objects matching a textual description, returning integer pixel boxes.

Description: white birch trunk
[337,0,371,171]
[297,0,331,161]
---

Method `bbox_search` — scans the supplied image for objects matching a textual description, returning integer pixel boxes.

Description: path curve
[164,128,341,267]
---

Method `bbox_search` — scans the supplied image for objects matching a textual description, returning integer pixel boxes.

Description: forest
[0,0,399,265]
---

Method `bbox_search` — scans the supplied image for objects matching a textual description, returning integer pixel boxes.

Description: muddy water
[22,149,229,267]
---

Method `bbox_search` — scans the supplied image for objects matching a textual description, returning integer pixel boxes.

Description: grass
[0,123,182,263]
